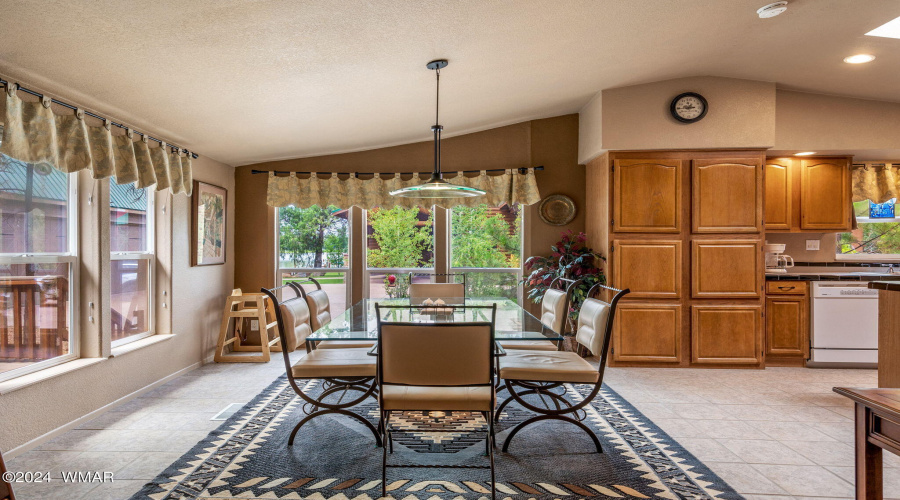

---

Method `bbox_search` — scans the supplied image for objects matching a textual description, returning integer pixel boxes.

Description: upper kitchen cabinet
[764,159,792,230]
[612,159,682,233]
[692,158,762,233]
[800,158,852,231]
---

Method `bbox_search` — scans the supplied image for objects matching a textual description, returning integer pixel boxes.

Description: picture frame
[191,180,227,266]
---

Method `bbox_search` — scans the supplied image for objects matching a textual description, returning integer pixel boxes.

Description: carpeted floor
[130,376,742,499]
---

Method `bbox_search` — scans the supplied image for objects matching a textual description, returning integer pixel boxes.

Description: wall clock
[670,92,708,123]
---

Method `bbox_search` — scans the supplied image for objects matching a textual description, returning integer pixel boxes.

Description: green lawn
[284,272,345,285]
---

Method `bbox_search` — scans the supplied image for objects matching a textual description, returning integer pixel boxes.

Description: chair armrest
[494,341,507,357]
[367,344,378,357]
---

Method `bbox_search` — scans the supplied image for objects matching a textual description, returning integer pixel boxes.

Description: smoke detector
[757,1,788,18]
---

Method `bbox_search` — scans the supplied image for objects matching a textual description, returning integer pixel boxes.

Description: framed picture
[191,180,227,266]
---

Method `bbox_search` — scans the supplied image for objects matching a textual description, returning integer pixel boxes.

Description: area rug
[130,376,742,499]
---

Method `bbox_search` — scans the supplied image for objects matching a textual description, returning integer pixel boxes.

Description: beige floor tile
[718,439,814,466]
[689,419,759,439]
[703,462,789,495]
[114,452,185,480]
[782,440,855,467]
[673,437,743,463]
[79,479,147,500]
[748,421,838,442]
[751,464,854,497]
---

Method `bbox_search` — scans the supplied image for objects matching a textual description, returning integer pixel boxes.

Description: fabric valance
[266,169,542,209]
[0,86,192,195]
[852,162,900,204]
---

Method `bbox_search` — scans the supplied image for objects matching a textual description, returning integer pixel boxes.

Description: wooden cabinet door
[800,158,851,230]
[692,305,762,365]
[765,159,792,230]
[612,239,682,299]
[613,303,682,363]
[692,158,762,233]
[765,296,808,357]
[691,240,761,298]
[612,159,682,233]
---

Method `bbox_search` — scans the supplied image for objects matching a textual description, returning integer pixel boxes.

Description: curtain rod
[853,162,896,168]
[250,166,544,177]
[0,78,198,159]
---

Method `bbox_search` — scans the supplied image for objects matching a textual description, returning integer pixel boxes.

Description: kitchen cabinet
[692,158,762,233]
[611,239,682,299]
[613,303,682,363]
[612,159,682,233]
[765,280,809,365]
[764,159,792,230]
[691,240,761,298]
[692,304,762,365]
[800,158,852,230]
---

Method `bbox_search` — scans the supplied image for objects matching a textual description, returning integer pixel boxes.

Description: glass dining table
[306,297,562,349]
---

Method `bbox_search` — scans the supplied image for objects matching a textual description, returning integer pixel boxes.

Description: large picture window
[110,181,154,346]
[278,205,350,314]
[837,199,900,260]
[450,204,522,300]
[0,156,77,379]
[365,206,434,299]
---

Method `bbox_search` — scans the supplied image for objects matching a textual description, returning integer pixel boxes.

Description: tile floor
[5,356,894,499]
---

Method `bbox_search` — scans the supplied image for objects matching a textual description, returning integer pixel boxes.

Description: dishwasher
[809,281,878,367]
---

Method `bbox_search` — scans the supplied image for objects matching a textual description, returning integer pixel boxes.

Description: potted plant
[521,230,606,335]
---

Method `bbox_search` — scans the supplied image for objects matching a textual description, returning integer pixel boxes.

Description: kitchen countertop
[868,281,900,291]
[767,273,900,281]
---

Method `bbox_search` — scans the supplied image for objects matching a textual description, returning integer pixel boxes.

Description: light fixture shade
[390,176,486,198]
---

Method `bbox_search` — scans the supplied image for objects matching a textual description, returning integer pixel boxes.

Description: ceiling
[1,0,899,166]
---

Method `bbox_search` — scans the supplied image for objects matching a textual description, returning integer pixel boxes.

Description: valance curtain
[852,162,900,204]
[0,85,192,195]
[266,169,542,209]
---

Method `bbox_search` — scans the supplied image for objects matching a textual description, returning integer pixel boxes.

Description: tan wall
[599,76,777,153]
[0,155,235,453]
[235,115,584,315]
[578,92,603,164]
[764,233,838,263]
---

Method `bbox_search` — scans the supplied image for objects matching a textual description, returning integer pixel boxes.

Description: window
[366,206,434,299]
[450,204,522,300]
[837,199,900,260]
[0,155,78,379]
[277,205,350,314]
[110,181,154,346]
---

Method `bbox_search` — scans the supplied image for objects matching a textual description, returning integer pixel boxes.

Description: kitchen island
[868,281,900,388]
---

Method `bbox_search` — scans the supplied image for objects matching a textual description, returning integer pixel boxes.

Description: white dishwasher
[809,281,878,367]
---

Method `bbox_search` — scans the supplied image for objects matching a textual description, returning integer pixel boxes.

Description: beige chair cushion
[408,283,465,302]
[541,288,567,333]
[316,340,376,349]
[305,290,332,331]
[291,348,376,379]
[575,298,611,355]
[279,298,312,352]
[498,340,558,351]
[381,385,493,411]
[380,324,492,386]
[499,350,599,384]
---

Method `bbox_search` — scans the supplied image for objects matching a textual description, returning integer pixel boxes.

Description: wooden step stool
[214,289,282,362]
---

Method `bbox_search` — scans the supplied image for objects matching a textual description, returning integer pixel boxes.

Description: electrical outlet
[250,320,259,330]
[806,239,820,251]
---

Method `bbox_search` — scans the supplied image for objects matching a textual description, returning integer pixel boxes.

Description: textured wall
[0,155,235,453]
[577,93,603,164]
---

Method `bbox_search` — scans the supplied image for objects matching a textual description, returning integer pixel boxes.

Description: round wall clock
[670,92,708,123]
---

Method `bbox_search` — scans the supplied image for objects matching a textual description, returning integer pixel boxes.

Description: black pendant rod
[0,78,198,159]
[250,166,544,177]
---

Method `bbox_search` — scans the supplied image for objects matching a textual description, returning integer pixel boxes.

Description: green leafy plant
[521,230,606,331]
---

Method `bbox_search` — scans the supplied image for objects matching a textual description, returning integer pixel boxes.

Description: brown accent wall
[234,115,585,315]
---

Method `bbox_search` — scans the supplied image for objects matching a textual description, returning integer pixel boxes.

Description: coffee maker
[764,243,794,274]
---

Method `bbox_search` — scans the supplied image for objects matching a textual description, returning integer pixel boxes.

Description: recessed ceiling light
[866,16,900,39]
[843,54,875,64]
[795,152,816,156]
[757,1,788,18]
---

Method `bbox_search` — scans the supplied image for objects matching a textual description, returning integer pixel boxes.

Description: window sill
[0,358,105,395]
[110,334,175,358]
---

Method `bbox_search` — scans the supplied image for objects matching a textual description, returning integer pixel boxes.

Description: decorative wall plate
[538,194,576,225]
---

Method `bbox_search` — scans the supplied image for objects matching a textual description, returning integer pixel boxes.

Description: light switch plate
[806,239,820,251]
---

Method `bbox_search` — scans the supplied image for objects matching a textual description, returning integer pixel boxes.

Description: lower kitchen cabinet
[764,280,809,365]
[613,303,682,363]
[691,304,762,365]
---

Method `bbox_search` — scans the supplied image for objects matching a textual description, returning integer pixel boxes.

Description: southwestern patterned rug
[130,376,742,499]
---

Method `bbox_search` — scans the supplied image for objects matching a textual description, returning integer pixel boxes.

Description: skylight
[867,16,900,39]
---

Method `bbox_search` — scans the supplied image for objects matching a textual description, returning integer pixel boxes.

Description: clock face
[671,92,708,123]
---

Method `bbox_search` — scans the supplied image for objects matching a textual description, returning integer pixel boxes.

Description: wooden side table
[834,387,900,499]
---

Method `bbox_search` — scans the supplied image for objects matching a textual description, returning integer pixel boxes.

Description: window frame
[364,205,436,299]
[109,184,156,347]
[835,199,900,262]
[0,174,80,383]
[448,204,524,302]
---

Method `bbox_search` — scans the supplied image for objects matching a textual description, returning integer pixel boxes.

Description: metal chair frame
[496,282,629,453]
[261,283,382,448]
[375,303,497,500]
[407,272,467,292]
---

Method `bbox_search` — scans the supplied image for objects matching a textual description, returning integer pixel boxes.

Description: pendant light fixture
[390,59,486,199]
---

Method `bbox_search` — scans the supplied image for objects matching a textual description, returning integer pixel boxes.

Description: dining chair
[495,282,629,453]
[407,282,465,303]
[261,284,382,447]
[375,303,497,500]
[497,277,576,352]
[295,277,375,350]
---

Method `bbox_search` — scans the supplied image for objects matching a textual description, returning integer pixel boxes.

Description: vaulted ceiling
[1,0,898,166]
